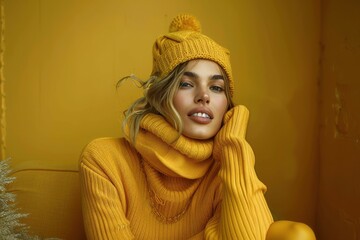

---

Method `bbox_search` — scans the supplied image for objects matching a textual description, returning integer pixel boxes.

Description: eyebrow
[183,71,224,80]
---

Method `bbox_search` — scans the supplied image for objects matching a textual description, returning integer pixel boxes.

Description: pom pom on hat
[169,14,201,33]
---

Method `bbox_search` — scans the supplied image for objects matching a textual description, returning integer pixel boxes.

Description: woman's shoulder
[84,137,128,150]
[81,137,127,154]
[79,137,141,182]
[80,137,136,166]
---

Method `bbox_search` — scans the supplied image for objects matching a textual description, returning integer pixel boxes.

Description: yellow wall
[317,0,360,239]
[4,0,319,229]
[0,0,5,159]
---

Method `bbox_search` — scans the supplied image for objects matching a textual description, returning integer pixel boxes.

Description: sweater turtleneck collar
[131,113,214,179]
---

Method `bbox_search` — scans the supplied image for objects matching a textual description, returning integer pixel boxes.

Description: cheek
[173,96,185,114]
[216,97,229,117]
[173,92,183,112]
[213,97,228,131]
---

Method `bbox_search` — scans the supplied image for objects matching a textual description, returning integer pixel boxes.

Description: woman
[79,14,316,240]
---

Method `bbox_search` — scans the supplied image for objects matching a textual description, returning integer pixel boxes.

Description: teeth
[192,112,210,118]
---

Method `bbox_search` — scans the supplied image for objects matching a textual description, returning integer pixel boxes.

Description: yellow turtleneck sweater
[79,105,273,239]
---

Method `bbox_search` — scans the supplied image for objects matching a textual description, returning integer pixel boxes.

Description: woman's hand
[213,105,249,160]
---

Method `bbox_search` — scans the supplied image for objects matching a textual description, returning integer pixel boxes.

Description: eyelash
[179,82,193,88]
[179,82,224,93]
[210,86,224,92]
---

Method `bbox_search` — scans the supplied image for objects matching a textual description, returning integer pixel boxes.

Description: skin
[173,59,228,140]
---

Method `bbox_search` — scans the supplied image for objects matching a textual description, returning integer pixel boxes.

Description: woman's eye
[179,82,192,88]
[210,85,224,92]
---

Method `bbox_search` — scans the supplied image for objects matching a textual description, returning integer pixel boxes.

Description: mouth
[190,112,212,119]
[187,108,214,123]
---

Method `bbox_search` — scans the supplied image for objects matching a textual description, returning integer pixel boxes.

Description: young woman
[79,14,316,240]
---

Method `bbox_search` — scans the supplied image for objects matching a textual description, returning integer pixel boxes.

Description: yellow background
[1,0,359,239]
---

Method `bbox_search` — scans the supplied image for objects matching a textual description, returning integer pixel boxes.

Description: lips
[188,108,214,124]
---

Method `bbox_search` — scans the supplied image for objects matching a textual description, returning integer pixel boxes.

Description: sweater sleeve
[205,105,273,240]
[79,141,135,240]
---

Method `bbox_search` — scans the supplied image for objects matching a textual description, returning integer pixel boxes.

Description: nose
[194,89,210,104]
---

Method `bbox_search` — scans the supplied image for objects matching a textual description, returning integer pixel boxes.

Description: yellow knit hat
[151,14,234,95]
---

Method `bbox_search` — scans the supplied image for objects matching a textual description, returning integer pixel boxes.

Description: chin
[183,131,216,140]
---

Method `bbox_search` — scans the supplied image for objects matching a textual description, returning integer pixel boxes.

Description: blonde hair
[119,60,234,144]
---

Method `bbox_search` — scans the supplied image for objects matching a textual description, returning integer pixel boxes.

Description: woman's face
[173,60,228,140]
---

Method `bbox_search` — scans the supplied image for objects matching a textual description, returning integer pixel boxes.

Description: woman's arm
[80,143,135,240]
[205,105,273,239]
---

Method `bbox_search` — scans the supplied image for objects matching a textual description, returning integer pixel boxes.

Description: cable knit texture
[151,14,234,95]
[79,105,273,239]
